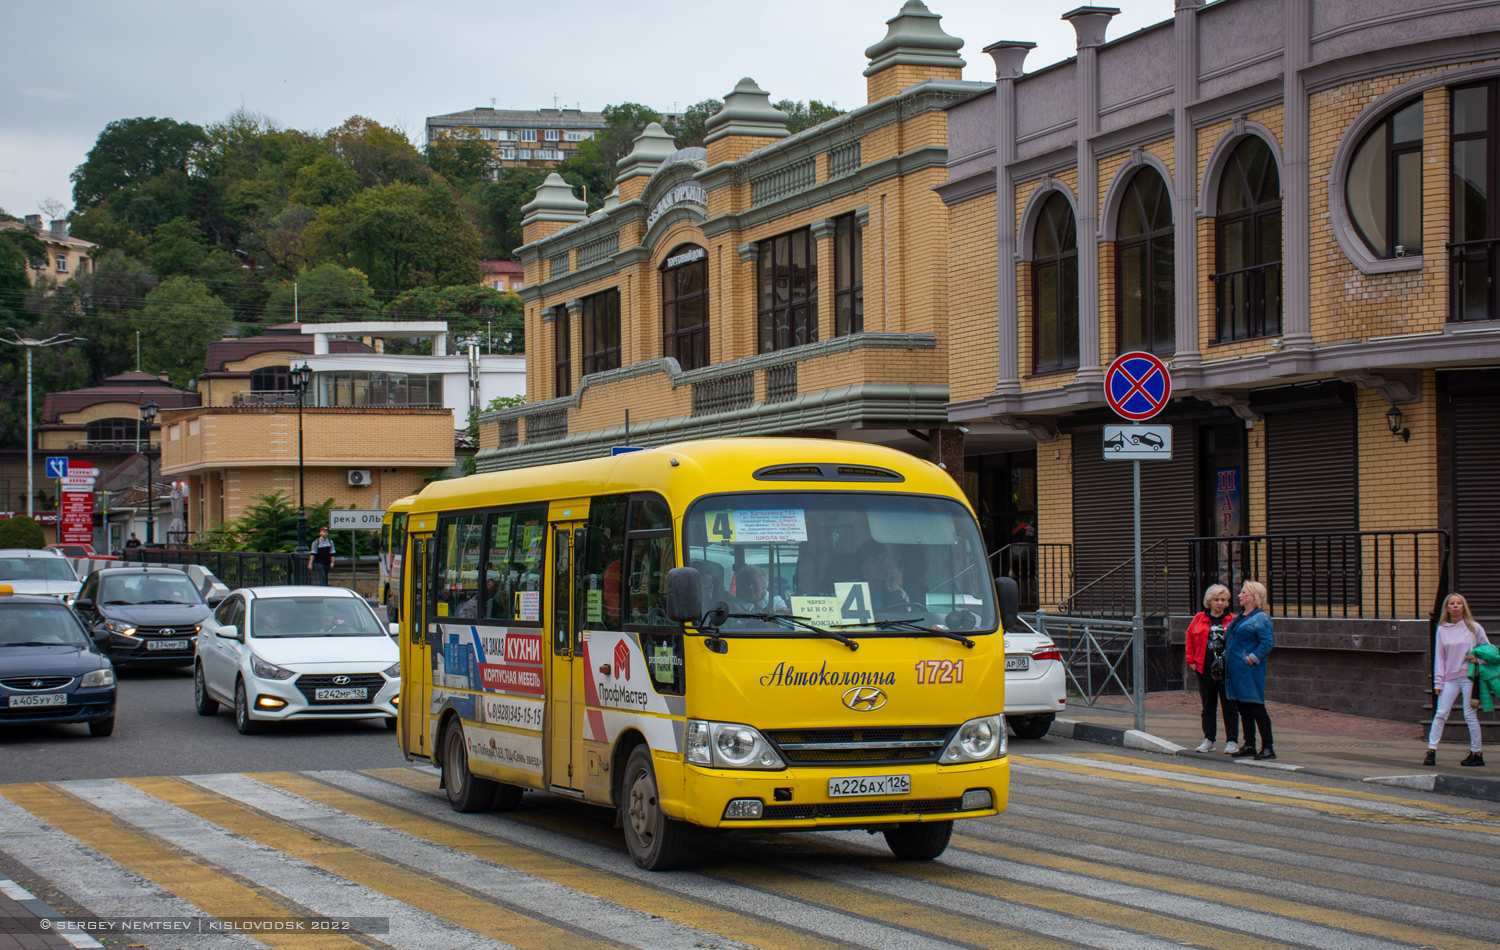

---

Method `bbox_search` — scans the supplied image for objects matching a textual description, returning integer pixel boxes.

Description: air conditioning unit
[347,469,372,487]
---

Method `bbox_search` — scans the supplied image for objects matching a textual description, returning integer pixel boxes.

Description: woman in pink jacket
[1424,592,1490,767]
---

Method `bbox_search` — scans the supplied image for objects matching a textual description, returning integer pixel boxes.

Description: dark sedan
[74,567,211,666]
[0,586,117,736]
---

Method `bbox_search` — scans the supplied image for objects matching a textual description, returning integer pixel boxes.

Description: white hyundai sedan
[194,586,398,735]
[1003,626,1067,740]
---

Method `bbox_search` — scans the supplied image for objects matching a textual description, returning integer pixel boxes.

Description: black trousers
[1197,667,1239,742]
[1237,701,1273,750]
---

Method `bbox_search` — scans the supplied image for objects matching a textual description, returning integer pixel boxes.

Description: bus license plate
[9,693,66,707]
[828,774,911,798]
[315,688,367,702]
[1005,656,1030,671]
[148,639,189,651]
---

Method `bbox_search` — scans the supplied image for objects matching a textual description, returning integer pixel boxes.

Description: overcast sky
[3,0,1178,217]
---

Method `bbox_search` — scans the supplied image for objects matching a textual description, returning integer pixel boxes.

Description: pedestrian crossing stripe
[1017,753,1500,832]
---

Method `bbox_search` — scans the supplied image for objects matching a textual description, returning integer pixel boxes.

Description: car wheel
[234,679,262,735]
[194,664,219,716]
[1009,713,1055,740]
[883,820,953,860]
[442,722,498,813]
[621,745,690,870]
[88,716,115,738]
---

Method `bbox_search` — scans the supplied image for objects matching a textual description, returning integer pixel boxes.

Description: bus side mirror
[996,576,1020,630]
[665,567,702,623]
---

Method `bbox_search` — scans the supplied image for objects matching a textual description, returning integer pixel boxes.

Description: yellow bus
[396,438,1008,869]
[379,495,417,621]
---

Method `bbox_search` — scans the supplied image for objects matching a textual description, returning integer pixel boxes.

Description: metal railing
[1210,259,1283,343]
[1034,612,1137,707]
[1061,539,1171,619]
[990,542,1072,611]
[125,548,309,588]
[1183,529,1450,619]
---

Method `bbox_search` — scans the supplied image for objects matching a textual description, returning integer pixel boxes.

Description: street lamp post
[1,330,84,518]
[292,363,313,553]
[138,400,158,545]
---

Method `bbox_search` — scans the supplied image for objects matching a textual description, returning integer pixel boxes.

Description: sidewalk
[1050,690,1500,803]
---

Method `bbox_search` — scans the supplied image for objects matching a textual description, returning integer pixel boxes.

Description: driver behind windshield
[858,540,910,609]
[729,565,788,614]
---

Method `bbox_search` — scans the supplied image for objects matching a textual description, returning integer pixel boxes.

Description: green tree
[383,284,522,352]
[242,205,317,280]
[68,205,149,258]
[307,181,480,294]
[70,117,206,209]
[263,264,379,323]
[0,225,46,314]
[425,127,495,183]
[666,99,723,148]
[137,276,234,387]
[0,515,46,548]
[290,156,361,208]
[146,216,211,277]
[477,167,553,258]
[327,116,429,189]
[556,102,662,211]
[773,99,845,134]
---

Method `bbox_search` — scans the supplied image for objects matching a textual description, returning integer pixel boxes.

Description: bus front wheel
[443,723,499,813]
[883,820,953,860]
[621,746,690,871]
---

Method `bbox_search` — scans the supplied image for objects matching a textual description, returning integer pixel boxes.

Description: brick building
[475,1,986,474]
[425,107,605,173]
[939,0,1500,721]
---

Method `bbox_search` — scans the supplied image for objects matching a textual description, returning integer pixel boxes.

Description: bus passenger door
[403,534,434,758]
[547,523,585,793]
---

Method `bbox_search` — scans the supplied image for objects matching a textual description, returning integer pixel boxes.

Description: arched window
[86,418,145,446]
[250,366,290,392]
[1214,137,1282,342]
[1346,98,1423,259]
[661,245,709,370]
[1032,193,1079,373]
[1115,167,1175,356]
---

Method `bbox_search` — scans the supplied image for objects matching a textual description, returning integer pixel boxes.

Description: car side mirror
[218,624,242,642]
[74,597,94,612]
[995,576,1020,631]
[665,567,702,624]
[206,593,225,607]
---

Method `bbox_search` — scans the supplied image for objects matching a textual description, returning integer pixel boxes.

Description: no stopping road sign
[1104,351,1172,421]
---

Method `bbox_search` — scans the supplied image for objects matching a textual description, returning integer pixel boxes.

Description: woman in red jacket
[1184,583,1240,753]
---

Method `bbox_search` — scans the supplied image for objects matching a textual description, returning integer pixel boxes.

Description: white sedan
[194,586,399,735]
[1003,626,1067,740]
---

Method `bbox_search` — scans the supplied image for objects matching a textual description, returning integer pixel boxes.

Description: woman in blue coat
[1225,580,1276,760]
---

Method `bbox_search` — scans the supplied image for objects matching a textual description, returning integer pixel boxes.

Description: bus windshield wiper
[722,613,859,651]
[855,618,976,649]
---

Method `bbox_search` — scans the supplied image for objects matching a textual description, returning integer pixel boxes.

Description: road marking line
[0,783,363,950]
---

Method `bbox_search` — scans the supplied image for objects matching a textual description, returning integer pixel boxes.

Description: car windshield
[0,557,77,583]
[682,492,997,636]
[99,573,202,605]
[0,604,92,648]
[249,596,384,638]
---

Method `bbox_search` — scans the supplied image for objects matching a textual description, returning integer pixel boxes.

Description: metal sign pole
[1132,458,1145,732]
[350,529,357,593]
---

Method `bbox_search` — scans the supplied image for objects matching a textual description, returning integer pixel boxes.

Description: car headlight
[685,720,785,769]
[941,714,1006,763]
[80,668,116,688]
[104,620,138,638]
[383,662,400,678]
[250,653,295,680]
[61,594,76,607]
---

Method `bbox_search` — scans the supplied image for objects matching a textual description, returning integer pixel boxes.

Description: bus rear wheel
[883,820,953,860]
[443,723,499,813]
[621,746,690,870]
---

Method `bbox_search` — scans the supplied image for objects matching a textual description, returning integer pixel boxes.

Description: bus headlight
[941,714,1005,763]
[685,720,785,769]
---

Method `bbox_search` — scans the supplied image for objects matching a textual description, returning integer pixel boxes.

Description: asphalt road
[0,663,410,783]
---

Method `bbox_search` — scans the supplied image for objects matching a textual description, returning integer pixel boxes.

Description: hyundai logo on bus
[842,686,888,711]
[329,509,385,531]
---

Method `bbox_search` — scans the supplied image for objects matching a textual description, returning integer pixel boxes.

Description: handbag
[1210,654,1225,683]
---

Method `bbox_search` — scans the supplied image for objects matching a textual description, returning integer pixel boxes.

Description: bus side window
[627,534,674,627]
[584,495,627,630]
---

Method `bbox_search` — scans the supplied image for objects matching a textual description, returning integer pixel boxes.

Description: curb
[1050,718,1500,803]
[0,879,102,949]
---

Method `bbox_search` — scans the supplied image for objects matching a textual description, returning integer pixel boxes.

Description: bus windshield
[682,492,996,635]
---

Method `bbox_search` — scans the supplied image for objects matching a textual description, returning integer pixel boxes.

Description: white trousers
[1426,678,1482,752]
